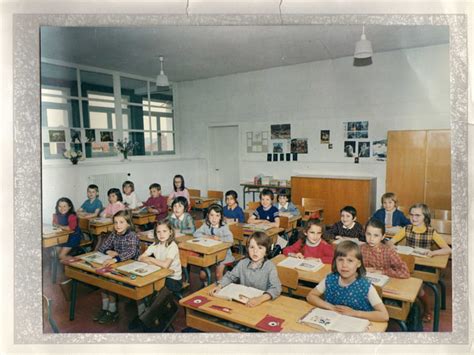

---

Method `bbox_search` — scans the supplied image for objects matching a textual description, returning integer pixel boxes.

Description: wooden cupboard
[291,175,377,225]
[386,130,451,211]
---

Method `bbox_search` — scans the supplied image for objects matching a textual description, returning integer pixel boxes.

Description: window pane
[120,77,148,104]
[145,133,157,155]
[160,116,173,131]
[84,142,116,158]
[151,116,157,131]
[80,70,113,98]
[42,99,80,128]
[41,63,78,96]
[159,132,174,152]
[126,105,145,130]
[143,115,150,131]
[125,131,145,156]
[45,108,68,127]
[89,111,108,129]
[43,142,66,159]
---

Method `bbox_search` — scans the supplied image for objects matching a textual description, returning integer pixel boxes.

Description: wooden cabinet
[291,175,377,225]
[386,130,451,211]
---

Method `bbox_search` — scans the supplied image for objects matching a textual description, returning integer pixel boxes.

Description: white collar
[278,202,289,209]
[172,213,185,221]
[342,222,355,230]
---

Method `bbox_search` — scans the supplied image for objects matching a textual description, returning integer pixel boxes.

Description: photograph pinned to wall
[372,139,387,161]
[273,153,278,162]
[344,121,369,139]
[85,129,96,142]
[70,129,81,143]
[272,139,289,153]
[48,129,66,142]
[286,153,291,161]
[292,153,298,161]
[91,142,110,153]
[267,153,272,162]
[354,157,359,164]
[279,153,284,161]
[100,131,114,142]
[320,130,330,144]
[291,138,308,154]
[328,143,333,149]
[271,124,291,139]
[358,141,370,158]
[246,131,269,153]
[344,141,356,157]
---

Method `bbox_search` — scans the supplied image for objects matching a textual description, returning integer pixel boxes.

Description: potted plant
[116,138,138,161]
[63,149,84,165]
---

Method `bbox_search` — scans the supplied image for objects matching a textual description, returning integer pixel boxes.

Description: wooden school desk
[80,217,114,236]
[179,239,233,286]
[273,255,423,331]
[132,211,156,226]
[410,253,450,332]
[239,223,284,247]
[64,253,172,321]
[239,182,291,207]
[43,225,72,283]
[179,285,387,332]
[190,196,221,216]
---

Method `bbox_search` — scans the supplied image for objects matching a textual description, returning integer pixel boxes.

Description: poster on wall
[48,129,66,142]
[344,121,369,139]
[320,130,330,144]
[100,131,114,142]
[85,129,96,142]
[271,124,291,139]
[358,141,370,158]
[372,139,387,161]
[291,138,308,154]
[70,129,81,143]
[272,139,289,153]
[246,131,269,153]
[344,141,356,157]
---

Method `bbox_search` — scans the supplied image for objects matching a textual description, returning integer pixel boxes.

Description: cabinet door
[386,131,427,209]
[425,130,451,210]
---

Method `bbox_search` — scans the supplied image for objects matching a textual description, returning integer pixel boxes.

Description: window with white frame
[40,62,175,160]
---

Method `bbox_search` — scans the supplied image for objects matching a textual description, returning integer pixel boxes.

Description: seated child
[360,219,409,278]
[122,180,141,209]
[101,188,126,218]
[247,189,280,228]
[371,192,410,235]
[389,203,451,322]
[209,232,281,307]
[324,205,365,242]
[53,197,83,260]
[283,219,334,264]
[167,174,190,207]
[274,189,299,216]
[142,183,168,222]
[77,184,103,217]
[138,220,182,294]
[169,196,195,234]
[94,210,140,324]
[306,240,389,322]
[194,204,234,282]
[223,190,245,223]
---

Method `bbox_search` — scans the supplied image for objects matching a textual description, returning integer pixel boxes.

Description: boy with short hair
[247,189,280,228]
[142,183,168,222]
[77,184,103,217]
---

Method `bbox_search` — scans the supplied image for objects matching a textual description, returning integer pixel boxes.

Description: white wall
[176,44,450,204]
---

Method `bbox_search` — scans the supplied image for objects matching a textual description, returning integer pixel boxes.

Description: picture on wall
[85,129,95,142]
[70,129,81,143]
[273,142,284,153]
[344,141,357,157]
[320,130,330,144]
[291,138,308,154]
[247,131,269,153]
[344,121,369,139]
[271,124,291,139]
[100,131,114,142]
[48,129,66,143]
[372,139,387,161]
[91,142,110,153]
[271,139,289,153]
[358,141,370,158]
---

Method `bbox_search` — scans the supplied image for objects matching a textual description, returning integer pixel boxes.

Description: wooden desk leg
[183,267,190,284]
[242,186,246,207]
[69,279,78,321]
[395,319,408,331]
[439,279,446,310]
[425,282,441,332]
[203,267,212,287]
[51,247,58,284]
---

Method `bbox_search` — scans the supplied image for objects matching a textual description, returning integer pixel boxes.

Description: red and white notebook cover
[255,314,284,332]
[182,295,211,308]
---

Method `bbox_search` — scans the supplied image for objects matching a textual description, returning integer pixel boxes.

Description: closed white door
[208,126,240,194]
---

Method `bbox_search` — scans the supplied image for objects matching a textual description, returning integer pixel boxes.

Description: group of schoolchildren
[52,172,451,328]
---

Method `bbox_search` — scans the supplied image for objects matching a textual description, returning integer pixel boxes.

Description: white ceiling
[40,25,449,82]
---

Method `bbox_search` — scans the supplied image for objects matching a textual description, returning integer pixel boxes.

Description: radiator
[88,173,130,205]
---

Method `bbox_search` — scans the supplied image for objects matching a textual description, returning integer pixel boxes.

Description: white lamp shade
[156,73,169,87]
[354,36,373,59]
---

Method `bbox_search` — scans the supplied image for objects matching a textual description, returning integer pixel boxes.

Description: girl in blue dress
[53,197,83,260]
[306,240,389,322]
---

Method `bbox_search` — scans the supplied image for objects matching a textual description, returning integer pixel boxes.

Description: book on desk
[242,223,272,231]
[116,261,161,277]
[91,217,113,224]
[277,256,324,272]
[43,224,62,236]
[396,245,431,258]
[365,272,390,288]
[187,238,223,247]
[299,308,370,332]
[215,283,264,304]
[79,252,112,265]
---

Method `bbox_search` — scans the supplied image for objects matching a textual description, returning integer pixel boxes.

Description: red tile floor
[42,248,452,333]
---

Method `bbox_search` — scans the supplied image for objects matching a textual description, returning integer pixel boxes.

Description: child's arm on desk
[246,293,271,307]
[306,287,337,311]
[334,303,389,322]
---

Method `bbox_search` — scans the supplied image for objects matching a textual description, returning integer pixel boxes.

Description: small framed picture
[273,153,278,161]
[267,153,272,162]
[286,153,291,161]
[354,157,359,164]
[328,143,333,149]
[292,153,298,161]
[279,153,284,161]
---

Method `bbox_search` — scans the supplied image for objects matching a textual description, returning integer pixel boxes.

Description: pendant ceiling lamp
[353,25,373,67]
[156,56,170,87]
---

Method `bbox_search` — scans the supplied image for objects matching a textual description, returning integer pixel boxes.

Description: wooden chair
[229,223,245,254]
[434,209,451,220]
[398,253,415,274]
[431,219,452,235]
[207,190,224,205]
[188,188,201,197]
[43,295,59,333]
[247,201,260,210]
[301,197,325,222]
[194,219,204,229]
[277,265,299,297]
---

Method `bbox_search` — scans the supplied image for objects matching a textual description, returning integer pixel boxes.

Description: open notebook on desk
[79,252,112,264]
[43,224,62,236]
[116,261,161,277]
[299,308,370,332]
[187,239,223,247]
[242,223,272,231]
[277,256,324,272]
[365,272,390,287]
[215,283,264,304]
[396,245,431,258]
